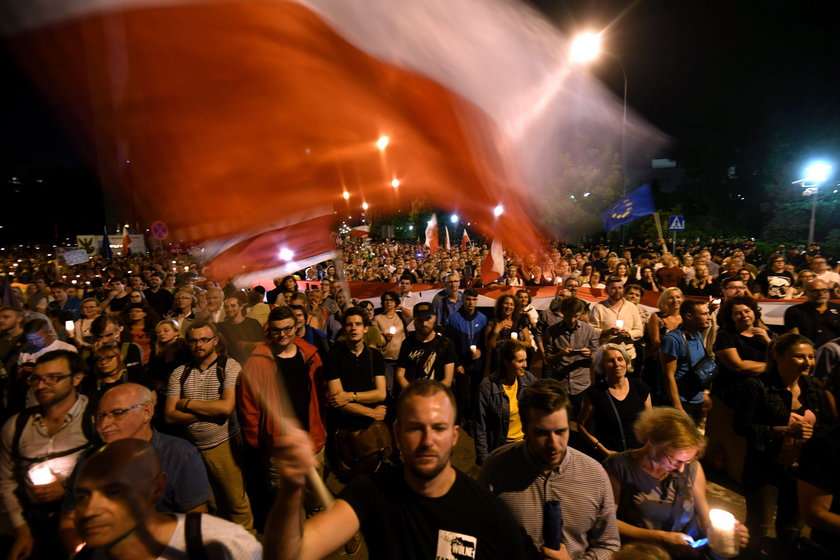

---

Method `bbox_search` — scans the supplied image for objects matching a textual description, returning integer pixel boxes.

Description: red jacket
[238,339,326,453]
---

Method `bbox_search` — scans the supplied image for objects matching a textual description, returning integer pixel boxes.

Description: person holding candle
[445,288,488,425]
[484,293,532,377]
[0,350,93,560]
[734,333,829,557]
[590,277,644,363]
[374,291,405,397]
[473,340,535,465]
[604,407,748,558]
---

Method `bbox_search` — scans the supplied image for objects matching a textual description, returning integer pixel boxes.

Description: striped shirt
[478,442,619,560]
[168,357,240,450]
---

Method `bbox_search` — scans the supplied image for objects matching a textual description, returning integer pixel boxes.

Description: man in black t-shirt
[325,307,387,431]
[265,380,526,560]
[395,302,456,390]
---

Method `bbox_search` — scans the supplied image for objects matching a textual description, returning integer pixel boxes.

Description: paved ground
[318,429,749,559]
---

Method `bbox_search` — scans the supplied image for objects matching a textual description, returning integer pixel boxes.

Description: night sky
[1,0,839,243]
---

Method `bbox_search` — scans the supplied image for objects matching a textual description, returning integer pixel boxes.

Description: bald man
[73,439,261,559]
[59,384,211,553]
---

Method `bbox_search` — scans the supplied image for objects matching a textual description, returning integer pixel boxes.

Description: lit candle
[28,463,57,486]
[470,345,477,352]
[510,332,518,340]
[65,320,75,337]
[708,508,737,557]
[388,326,396,335]
[615,319,624,329]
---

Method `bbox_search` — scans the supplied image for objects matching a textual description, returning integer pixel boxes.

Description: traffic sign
[668,215,685,231]
[150,221,169,240]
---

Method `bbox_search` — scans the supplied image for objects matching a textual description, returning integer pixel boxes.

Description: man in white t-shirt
[811,255,840,289]
[74,439,261,559]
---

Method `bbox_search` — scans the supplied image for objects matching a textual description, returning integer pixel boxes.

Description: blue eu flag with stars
[600,184,656,232]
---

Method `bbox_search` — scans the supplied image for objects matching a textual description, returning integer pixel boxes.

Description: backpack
[179,356,228,397]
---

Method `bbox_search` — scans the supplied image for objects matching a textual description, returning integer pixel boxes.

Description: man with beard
[266,379,525,560]
[395,302,456,391]
[165,320,254,533]
[784,279,840,349]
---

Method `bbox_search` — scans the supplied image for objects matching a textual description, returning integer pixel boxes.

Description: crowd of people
[1,235,840,559]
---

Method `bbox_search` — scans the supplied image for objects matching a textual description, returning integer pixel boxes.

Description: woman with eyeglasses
[86,342,154,404]
[734,333,829,557]
[604,407,748,558]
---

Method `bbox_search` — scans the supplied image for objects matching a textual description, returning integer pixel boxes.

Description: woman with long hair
[578,344,652,459]
[474,340,535,465]
[484,293,532,376]
[124,302,158,366]
[713,296,771,405]
[646,288,684,359]
[734,333,829,557]
[148,319,191,391]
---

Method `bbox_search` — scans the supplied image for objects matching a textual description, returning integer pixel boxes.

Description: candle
[470,345,477,351]
[708,508,738,557]
[388,326,396,335]
[510,332,518,340]
[615,319,624,329]
[65,320,75,336]
[28,463,57,486]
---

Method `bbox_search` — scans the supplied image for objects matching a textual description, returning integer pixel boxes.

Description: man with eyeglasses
[432,272,463,327]
[785,279,840,349]
[165,320,254,533]
[56,383,211,554]
[239,306,325,525]
[0,350,92,560]
[16,317,78,411]
[810,255,840,289]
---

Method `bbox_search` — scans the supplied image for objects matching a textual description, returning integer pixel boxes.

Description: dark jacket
[734,371,828,481]
[474,371,535,464]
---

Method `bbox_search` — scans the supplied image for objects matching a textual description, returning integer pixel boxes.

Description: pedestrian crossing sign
[668,215,685,231]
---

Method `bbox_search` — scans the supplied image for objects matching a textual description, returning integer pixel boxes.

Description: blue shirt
[660,329,706,404]
[445,310,488,374]
[49,297,82,320]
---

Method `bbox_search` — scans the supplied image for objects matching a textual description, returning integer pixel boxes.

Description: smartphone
[690,538,708,549]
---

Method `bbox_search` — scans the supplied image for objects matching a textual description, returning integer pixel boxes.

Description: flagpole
[652,212,668,255]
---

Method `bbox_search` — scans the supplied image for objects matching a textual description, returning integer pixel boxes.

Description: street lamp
[570,32,628,197]
[794,161,833,245]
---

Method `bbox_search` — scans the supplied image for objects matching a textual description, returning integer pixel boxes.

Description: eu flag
[600,184,656,232]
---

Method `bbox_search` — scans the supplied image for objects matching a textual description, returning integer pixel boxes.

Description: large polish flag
[424,214,439,255]
[1,0,660,281]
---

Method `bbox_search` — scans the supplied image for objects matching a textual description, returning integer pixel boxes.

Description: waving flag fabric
[2,0,664,281]
[600,184,656,232]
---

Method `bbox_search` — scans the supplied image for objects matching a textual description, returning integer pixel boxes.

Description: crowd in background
[2,235,840,559]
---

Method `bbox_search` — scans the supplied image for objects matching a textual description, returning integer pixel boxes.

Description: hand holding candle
[615,319,624,330]
[708,508,739,557]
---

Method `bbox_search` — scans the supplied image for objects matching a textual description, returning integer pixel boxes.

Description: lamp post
[570,32,629,247]
[793,161,832,246]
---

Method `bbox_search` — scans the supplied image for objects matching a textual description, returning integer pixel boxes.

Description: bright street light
[569,32,601,64]
[391,178,400,188]
[342,191,350,200]
[493,204,504,217]
[450,214,459,224]
[376,136,390,150]
[362,202,369,210]
[795,161,834,245]
[804,161,832,185]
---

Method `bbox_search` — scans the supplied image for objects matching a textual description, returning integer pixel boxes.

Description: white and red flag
[1,0,662,281]
[424,215,439,255]
[121,226,132,257]
[480,239,506,284]
[461,228,470,250]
